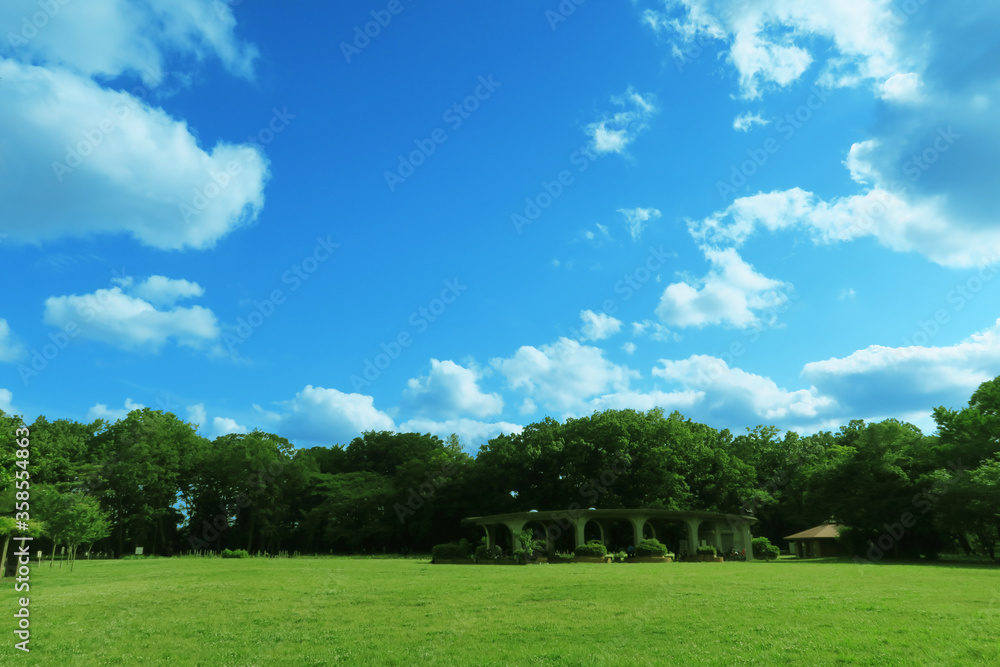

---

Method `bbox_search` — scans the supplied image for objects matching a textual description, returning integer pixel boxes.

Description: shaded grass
[2,556,998,665]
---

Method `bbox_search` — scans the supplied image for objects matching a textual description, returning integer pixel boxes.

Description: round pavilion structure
[462,508,757,560]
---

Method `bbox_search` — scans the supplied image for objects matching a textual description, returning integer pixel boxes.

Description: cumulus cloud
[187,403,208,428]
[0,0,258,82]
[688,137,1000,269]
[880,72,924,104]
[662,2,1000,270]
[579,310,623,342]
[632,319,679,342]
[275,385,396,446]
[0,61,269,250]
[212,416,247,437]
[587,87,657,154]
[653,355,836,427]
[586,388,701,414]
[656,247,791,328]
[618,207,662,241]
[0,388,16,415]
[802,318,1000,415]
[403,359,503,419]
[398,417,523,449]
[0,0,269,251]
[86,398,146,422]
[732,112,770,132]
[645,0,908,99]
[186,403,247,438]
[129,276,205,308]
[0,319,25,363]
[43,276,221,353]
[491,337,638,413]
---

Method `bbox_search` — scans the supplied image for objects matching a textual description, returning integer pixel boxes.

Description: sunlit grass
[2,556,998,665]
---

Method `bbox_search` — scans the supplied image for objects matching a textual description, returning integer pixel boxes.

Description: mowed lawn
[2,556,998,666]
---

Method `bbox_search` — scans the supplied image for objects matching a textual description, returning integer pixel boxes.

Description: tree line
[2,376,999,564]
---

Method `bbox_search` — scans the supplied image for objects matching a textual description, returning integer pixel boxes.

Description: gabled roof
[784,524,841,540]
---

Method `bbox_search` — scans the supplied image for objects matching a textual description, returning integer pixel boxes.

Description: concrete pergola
[462,508,757,560]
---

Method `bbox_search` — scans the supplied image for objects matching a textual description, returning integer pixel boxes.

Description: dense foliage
[575,540,609,557]
[1,376,999,562]
[635,538,668,557]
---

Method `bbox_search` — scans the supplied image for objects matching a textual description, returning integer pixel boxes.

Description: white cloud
[587,87,657,154]
[0,0,269,251]
[187,403,208,428]
[43,276,221,352]
[579,310,623,342]
[732,112,770,132]
[802,318,1000,415]
[653,355,836,426]
[86,398,146,422]
[186,403,246,438]
[632,319,678,342]
[492,337,638,413]
[275,385,396,446]
[586,388,701,414]
[0,388,16,415]
[0,0,258,83]
[880,72,924,104]
[689,139,1000,269]
[646,0,908,99]
[398,417,523,449]
[212,416,247,437]
[0,319,25,363]
[656,247,791,328]
[129,276,205,307]
[403,359,503,419]
[0,60,269,250]
[839,288,857,301]
[618,207,662,241]
[622,342,637,355]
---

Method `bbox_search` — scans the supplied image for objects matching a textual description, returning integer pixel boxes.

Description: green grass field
[2,556,998,666]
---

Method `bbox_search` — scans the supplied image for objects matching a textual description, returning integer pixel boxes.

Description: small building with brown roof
[785,523,844,558]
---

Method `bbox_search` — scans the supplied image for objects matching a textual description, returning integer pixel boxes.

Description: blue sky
[2,0,999,449]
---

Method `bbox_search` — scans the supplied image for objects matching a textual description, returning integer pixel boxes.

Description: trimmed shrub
[221,549,248,559]
[696,545,717,557]
[574,540,608,557]
[475,544,502,561]
[431,542,469,560]
[752,537,780,561]
[635,538,668,557]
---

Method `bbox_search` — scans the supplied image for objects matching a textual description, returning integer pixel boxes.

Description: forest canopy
[2,376,999,561]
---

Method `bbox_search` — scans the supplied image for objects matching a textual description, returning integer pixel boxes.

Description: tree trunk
[957,532,974,555]
[151,517,159,556]
[50,543,56,568]
[246,508,255,553]
[0,534,10,577]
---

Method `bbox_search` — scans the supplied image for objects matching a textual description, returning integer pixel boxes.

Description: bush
[752,537,780,561]
[635,538,668,557]
[431,542,470,560]
[696,545,717,557]
[475,544,502,561]
[221,549,248,559]
[574,540,608,557]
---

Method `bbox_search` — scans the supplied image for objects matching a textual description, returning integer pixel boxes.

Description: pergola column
[629,516,649,547]
[684,518,701,556]
[482,525,495,550]
[712,522,723,552]
[504,519,526,550]
[741,522,754,561]
[572,517,588,547]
